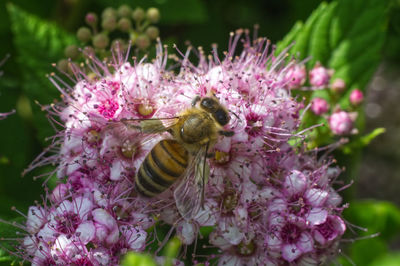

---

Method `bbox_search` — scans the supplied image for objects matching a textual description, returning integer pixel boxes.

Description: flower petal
[282,243,302,262]
[297,232,314,253]
[284,170,307,196]
[306,207,328,226]
[305,188,328,207]
[76,221,95,244]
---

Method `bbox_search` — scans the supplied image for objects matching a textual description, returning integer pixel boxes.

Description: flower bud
[85,12,98,27]
[101,16,117,31]
[76,27,92,43]
[83,46,95,58]
[136,34,150,50]
[130,32,138,43]
[349,89,364,106]
[145,26,159,40]
[146,7,160,23]
[285,64,306,89]
[111,39,126,53]
[57,59,69,72]
[64,45,79,60]
[118,17,132,32]
[93,34,109,49]
[329,111,353,135]
[309,63,331,88]
[330,78,346,93]
[132,7,145,22]
[118,5,132,18]
[311,98,329,115]
[101,7,117,19]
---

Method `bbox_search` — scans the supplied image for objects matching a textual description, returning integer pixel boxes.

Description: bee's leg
[191,96,201,106]
[219,130,235,137]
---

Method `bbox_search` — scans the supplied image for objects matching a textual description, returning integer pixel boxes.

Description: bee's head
[200,97,230,126]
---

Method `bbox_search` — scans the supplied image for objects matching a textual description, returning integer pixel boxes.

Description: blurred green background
[0,0,400,265]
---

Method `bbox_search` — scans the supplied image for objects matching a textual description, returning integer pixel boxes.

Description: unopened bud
[285,64,306,89]
[76,27,92,43]
[57,59,69,72]
[329,111,353,135]
[64,45,79,60]
[309,63,331,88]
[83,46,95,58]
[118,5,132,18]
[331,78,346,93]
[311,98,329,115]
[130,32,138,43]
[132,7,145,22]
[102,16,117,31]
[85,12,98,27]
[146,7,160,23]
[93,34,109,49]
[111,39,126,52]
[136,34,150,50]
[102,7,117,19]
[349,89,364,106]
[146,26,159,40]
[118,18,132,32]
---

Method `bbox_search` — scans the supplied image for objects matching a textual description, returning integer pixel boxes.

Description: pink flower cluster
[17,32,348,265]
[287,59,364,136]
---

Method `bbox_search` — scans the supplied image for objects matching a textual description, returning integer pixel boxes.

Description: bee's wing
[106,116,180,147]
[174,145,210,220]
[109,117,179,134]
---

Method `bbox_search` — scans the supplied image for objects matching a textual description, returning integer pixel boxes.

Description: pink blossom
[14,32,348,265]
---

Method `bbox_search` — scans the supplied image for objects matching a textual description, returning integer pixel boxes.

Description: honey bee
[122,95,234,219]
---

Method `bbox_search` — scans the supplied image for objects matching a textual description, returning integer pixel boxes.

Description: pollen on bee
[214,150,230,164]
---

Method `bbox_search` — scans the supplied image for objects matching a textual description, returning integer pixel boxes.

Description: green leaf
[290,2,328,61]
[277,0,389,95]
[341,200,400,265]
[347,238,388,266]
[275,21,303,55]
[342,127,386,154]
[7,3,76,101]
[7,3,77,142]
[370,252,400,266]
[163,237,181,266]
[121,252,157,266]
[344,200,400,240]
[0,248,13,263]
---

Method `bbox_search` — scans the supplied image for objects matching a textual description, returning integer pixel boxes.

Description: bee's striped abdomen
[135,139,188,197]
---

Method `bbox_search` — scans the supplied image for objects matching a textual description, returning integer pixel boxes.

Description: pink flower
[313,215,346,246]
[15,31,348,265]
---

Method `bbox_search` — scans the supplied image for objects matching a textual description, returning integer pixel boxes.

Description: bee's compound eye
[214,109,229,125]
[201,98,215,110]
